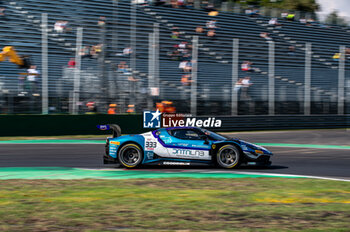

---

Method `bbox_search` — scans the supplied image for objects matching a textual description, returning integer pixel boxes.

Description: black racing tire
[118,143,143,168]
[216,144,241,169]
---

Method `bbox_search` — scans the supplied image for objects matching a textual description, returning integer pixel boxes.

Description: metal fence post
[98,22,107,109]
[221,1,228,12]
[194,0,200,9]
[148,33,155,110]
[271,8,278,18]
[154,23,160,94]
[41,13,48,114]
[130,3,137,110]
[268,41,275,115]
[130,2,137,71]
[304,43,312,115]
[231,38,239,115]
[338,45,346,115]
[112,0,119,54]
[191,36,199,116]
[233,3,241,14]
[72,27,83,115]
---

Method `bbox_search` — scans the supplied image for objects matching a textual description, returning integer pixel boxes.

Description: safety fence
[1,1,350,116]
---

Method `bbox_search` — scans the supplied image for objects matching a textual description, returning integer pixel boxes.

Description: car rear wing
[97,124,122,138]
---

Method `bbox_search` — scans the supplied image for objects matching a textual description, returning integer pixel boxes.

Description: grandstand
[0,0,348,114]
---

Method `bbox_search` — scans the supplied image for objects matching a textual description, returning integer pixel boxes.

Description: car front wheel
[216,145,241,169]
[118,143,143,168]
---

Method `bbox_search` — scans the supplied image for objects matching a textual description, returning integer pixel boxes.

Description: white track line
[78,168,350,182]
[230,171,350,182]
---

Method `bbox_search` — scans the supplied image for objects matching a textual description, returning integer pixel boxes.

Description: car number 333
[145,141,157,148]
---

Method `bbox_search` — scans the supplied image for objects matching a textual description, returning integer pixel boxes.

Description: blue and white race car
[102,125,273,169]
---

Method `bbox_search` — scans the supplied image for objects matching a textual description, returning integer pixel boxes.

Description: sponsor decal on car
[241,145,248,151]
[163,161,190,166]
[97,125,110,130]
[145,141,157,150]
[172,148,205,157]
[144,136,158,151]
[146,151,154,159]
[190,144,210,148]
[110,141,120,145]
[177,143,189,147]
[168,148,210,159]
[162,137,173,143]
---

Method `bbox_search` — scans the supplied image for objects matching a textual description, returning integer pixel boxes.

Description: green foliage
[227,0,319,13]
[325,10,349,26]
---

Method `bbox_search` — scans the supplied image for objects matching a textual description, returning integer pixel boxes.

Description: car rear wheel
[216,145,241,169]
[118,144,143,168]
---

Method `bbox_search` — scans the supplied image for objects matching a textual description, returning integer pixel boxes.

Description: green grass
[0,178,349,231]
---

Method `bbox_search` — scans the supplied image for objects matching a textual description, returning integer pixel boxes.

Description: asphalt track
[0,129,349,179]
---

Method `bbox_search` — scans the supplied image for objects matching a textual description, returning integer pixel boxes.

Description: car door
[162,128,212,160]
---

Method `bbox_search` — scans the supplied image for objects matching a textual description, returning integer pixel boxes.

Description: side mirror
[200,135,209,144]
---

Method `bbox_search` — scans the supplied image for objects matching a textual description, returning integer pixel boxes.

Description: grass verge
[0,178,349,231]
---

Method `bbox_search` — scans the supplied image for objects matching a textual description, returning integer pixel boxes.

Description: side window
[170,129,202,140]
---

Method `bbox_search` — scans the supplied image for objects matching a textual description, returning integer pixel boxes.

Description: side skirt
[143,158,212,167]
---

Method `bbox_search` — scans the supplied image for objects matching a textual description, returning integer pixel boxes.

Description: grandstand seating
[0,0,348,114]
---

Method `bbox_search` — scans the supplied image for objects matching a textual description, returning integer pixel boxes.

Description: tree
[227,0,319,13]
[278,0,319,12]
[325,10,348,26]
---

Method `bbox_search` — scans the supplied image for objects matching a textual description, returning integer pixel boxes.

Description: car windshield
[200,129,227,141]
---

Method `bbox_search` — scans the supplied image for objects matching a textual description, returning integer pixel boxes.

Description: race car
[100,125,273,168]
